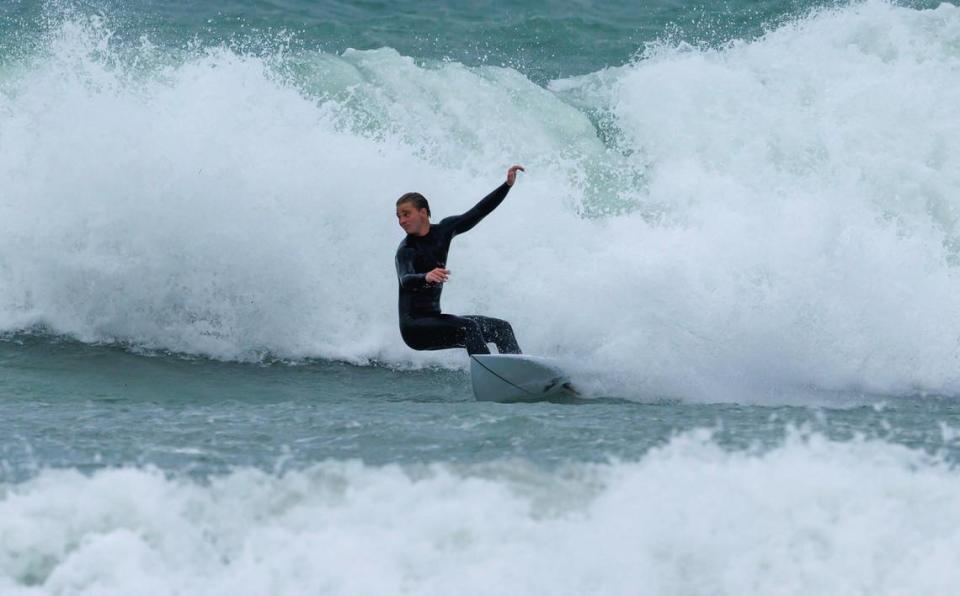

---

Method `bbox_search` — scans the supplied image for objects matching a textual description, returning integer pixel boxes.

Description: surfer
[394,165,525,355]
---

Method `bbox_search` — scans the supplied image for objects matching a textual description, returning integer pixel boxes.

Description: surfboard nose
[470,354,574,403]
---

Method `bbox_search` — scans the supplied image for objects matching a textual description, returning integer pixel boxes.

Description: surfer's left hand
[506,164,525,186]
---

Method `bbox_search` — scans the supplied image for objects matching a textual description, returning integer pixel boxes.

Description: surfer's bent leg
[400,314,491,354]
[463,316,521,354]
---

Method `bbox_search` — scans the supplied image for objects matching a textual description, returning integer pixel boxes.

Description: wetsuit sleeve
[447,182,511,235]
[396,246,429,290]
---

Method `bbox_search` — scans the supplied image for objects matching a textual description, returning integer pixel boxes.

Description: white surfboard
[470,354,577,403]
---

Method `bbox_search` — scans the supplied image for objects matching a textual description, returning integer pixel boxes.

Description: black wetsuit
[395,182,522,355]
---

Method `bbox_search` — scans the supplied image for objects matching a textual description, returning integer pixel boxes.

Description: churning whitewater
[4,2,960,595]
[2,1,960,400]
[3,432,960,595]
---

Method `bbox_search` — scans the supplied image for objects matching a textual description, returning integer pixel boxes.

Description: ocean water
[3,0,960,593]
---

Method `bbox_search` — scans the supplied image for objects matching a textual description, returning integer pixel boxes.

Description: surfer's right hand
[426,268,450,284]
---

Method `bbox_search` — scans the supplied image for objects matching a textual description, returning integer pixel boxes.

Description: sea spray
[1,2,960,401]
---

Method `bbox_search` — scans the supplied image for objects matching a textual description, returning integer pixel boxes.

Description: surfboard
[470,354,577,403]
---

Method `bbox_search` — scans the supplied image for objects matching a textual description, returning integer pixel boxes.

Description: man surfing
[395,165,525,355]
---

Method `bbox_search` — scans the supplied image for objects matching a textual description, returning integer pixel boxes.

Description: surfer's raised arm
[447,165,525,235]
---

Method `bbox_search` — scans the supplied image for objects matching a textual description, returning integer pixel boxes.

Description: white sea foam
[1,1,960,401]
[1,431,959,595]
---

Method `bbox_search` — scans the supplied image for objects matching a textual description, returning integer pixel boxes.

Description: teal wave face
[5,0,942,82]
[3,1,960,397]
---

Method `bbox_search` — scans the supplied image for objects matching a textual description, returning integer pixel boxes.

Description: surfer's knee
[462,318,484,341]
[489,319,520,354]
[490,318,514,337]
[459,319,488,354]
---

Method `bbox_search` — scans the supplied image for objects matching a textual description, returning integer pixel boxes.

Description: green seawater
[2,0,937,82]
[3,336,960,483]
[0,0,957,474]
[4,2,960,591]
[0,0,956,474]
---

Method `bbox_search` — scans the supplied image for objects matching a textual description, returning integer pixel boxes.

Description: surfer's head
[396,192,431,236]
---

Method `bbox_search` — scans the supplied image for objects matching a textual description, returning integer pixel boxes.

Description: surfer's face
[396,204,430,236]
